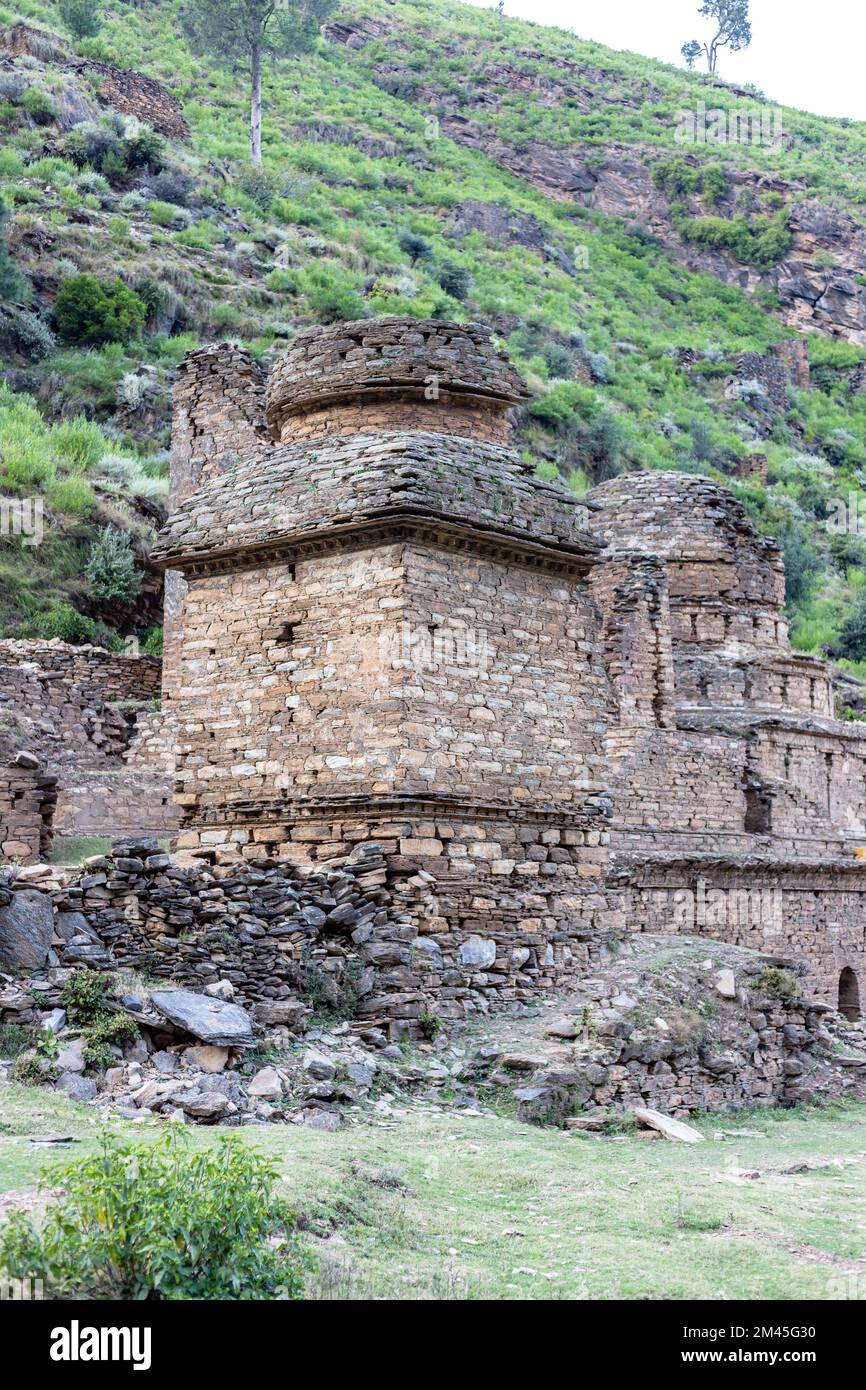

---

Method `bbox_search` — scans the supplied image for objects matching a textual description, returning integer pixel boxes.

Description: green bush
[0,197,26,303]
[46,475,95,515]
[58,0,102,40]
[142,624,164,656]
[85,526,140,603]
[23,602,98,645]
[61,968,139,1070]
[52,415,105,469]
[837,591,866,662]
[148,200,180,227]
[0,1132,313,1300]
[21,88,56,125]
[435,260,472,301]
[122,127,164,173]
[54,274,146,347]
[397,228,432,263]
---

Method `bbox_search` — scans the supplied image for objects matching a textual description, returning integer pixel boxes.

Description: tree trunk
[250,39,262,166]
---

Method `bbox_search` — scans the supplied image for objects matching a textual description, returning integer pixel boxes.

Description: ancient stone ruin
[3,317,866,1119]
[149,317,866,1027]
[0,640,176,851]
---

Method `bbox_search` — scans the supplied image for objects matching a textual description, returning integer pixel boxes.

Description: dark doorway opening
[838,967,861,1022]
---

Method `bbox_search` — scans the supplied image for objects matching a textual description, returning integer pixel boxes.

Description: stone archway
[838,967,861,1022]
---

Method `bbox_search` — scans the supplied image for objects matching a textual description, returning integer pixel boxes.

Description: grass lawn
[2,1083,866,1299]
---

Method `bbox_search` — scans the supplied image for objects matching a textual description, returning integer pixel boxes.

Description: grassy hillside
[2,0,866,678]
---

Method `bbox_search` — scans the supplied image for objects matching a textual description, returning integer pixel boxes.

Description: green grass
[49,835,113,866]
[2,1083,866,1299]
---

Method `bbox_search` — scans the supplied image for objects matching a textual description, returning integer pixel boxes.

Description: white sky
[463,0,866,121]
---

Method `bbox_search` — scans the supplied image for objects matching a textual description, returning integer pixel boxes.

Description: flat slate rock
[149,989,254,1047]
[0,889,53,972]
[631,1106,705,1144]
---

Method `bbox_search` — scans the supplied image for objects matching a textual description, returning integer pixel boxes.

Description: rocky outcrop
[0,23,188,139]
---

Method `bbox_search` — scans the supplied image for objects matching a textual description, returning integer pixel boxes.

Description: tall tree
[180,0,335,166]
[682,0,752,74]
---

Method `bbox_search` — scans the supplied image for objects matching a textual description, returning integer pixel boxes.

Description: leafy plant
[0,197,26,302]
[58,0,103,40]
[85,526,141,604]
[54,274,147,347]
[0,1132,314,1299]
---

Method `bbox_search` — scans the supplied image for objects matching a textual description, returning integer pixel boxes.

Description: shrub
[9,1054,56,1086]
[52,415,105,469]
[85,526,140,603]
[303,269,366,323]
[142,624,163,656]
[3,307,54,359]
[836,591,866,662]
[54,274,146,346]
[47,475,95,515]
[397,228,432,263]
[58,0,102,40]
[234,165,276,212]
[148,166,194,206]
[122,126,164,173]
[148,199,181,228]
[778,524,819,607]
[754,966,798,999]
[23,602,98,645]
[21,87,56,125]
[61,968,139,1070]
[587,351,614,384]
[0,1132,313,1300]
[0,197,26,303]
[435,261,472,301]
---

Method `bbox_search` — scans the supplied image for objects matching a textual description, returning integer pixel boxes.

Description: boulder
[632,1106,704,1143]
[298,1106,340,1131]
[252,999,309,1031]
[0,890,54,972]
[183,1045,229,1073]
[55,1038,85,1074]
[55,1072,97,1102]
[304,1050,335,1081]
[149,990,254,1047]
[177,1091,229,1121]
[248,1066,283,1099]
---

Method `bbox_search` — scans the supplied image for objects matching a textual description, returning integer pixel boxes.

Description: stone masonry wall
[0,641,161,705]
[0,642,175,848]
[619,862,866,1009]
[172,543,610,821]
[0,748,56,862]
[276,396,512,444]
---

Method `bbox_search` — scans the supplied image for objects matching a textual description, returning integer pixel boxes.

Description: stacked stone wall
[0,642,175,849]
[0,750,56,862]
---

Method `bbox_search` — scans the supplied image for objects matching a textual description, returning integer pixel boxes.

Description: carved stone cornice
[156,509,601,579]
[190,790,612,828]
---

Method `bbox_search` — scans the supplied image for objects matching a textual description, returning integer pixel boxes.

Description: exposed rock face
[0,888,53,971]
[0,24,188,138]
